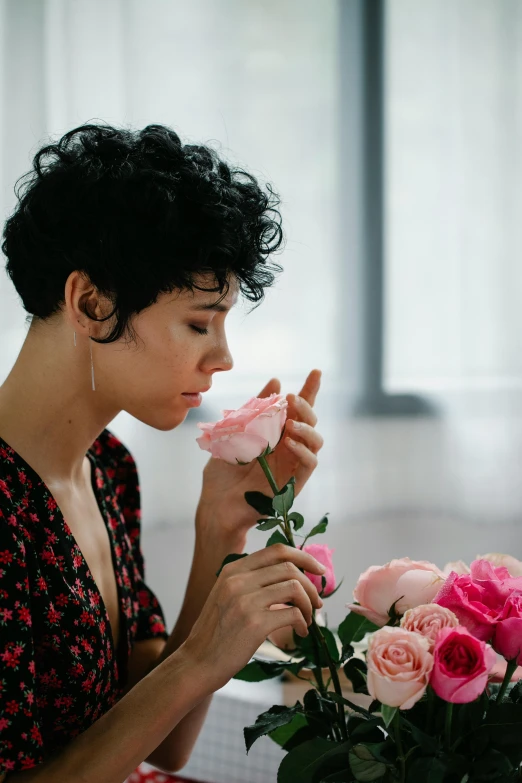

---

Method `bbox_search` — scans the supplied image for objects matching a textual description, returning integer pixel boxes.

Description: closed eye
[190,325,209,335]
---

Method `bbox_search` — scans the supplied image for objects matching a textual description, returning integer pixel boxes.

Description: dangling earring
[89,337,96,391]
[73,331,77,347]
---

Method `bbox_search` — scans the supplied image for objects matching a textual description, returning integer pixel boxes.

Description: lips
[183,386,211,394]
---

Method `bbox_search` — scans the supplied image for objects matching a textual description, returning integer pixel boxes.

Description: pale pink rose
[303,544,336,597]
[366,627,433,709]
[400,604,459,651]
[196,393,288,464]
[433,559,522,641]
[430,626,497,703]
[443,560,470,576]
[478,553,522,578]
[493,591,522,664]
[347,558,445,627]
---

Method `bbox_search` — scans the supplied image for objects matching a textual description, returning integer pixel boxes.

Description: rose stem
[393,712,406,783]
[426,686,435,733]
[256,455,348,743]
[444,702,453,749]
[495,659,518,705]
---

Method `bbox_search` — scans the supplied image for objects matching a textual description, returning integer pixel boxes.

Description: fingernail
[318,598,324,607]
[286,437,296,446]
[294,396,301,405]
[292,421,301,430]
[317,562,326,572]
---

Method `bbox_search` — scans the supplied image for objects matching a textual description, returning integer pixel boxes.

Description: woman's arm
[5,646,209,783]
[133,520,248,773]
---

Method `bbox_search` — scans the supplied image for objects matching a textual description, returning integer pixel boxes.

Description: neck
[0,320,120,486]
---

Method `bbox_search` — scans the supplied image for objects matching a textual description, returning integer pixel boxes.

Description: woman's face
[92,275,237,430]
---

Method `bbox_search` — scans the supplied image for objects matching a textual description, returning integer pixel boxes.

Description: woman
[0,123,325,781]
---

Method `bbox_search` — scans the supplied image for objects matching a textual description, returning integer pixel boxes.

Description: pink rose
[366,626,433,709]
[196,393,288,464]
[433,559,522,641]
[493,591,522,664]
[430,626,497,703]
[400,604,459,651]
[478,553,522,577]
[347,558,445,627]
[303,544,336,597]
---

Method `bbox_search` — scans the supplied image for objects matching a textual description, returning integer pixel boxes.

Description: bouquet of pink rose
[197,394,522,783]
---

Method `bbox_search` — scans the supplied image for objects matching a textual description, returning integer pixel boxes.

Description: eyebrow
[189,300,236,313]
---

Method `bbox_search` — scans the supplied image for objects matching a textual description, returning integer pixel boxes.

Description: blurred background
[1,0,522,635]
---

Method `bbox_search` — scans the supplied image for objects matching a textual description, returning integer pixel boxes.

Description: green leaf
[403,719,440,754]
[380,704,397,728]
[215,552,248,577]
[319,773,353,783]
[469,748,513,780]
[256,518,281,531]
[245,490,275,516]
[340,642,354,665]
[244,702,303,753]
[406,756,447,783]
[294,626,339,667]
[266,529,289,547]
[277,738,351,783]
[349,745,387,781]
[338,612,379,646]
[272,480,295,516]
[268,712,309,748]
[320,626,340,665]
[302,515,329,545]
[233,659,285,682]
[343,658,368,694]
[288,511,305,531]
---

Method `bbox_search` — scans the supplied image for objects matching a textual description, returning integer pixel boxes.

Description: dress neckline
[0,429,125,676]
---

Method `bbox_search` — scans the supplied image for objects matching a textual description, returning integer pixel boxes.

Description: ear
[257,377,281,398]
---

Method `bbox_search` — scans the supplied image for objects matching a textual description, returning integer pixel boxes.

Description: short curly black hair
[2,122,284,344]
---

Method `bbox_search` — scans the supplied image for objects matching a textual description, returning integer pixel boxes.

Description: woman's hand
[181,544,325,692]
[196,369,324,540]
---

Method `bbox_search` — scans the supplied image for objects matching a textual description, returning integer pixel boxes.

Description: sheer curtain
[0,0,342,526]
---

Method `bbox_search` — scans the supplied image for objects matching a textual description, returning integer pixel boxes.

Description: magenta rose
[347,558,445,627]
[303,544,336,597]
[433,559,522,641]
[430,626,497,703]
[196,393,288,464]
[493,591,522,664]
[479,553,522,577]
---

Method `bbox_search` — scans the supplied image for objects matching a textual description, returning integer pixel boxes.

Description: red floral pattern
[0,428,169,774]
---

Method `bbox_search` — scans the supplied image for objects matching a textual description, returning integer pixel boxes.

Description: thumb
[257,377,281,398]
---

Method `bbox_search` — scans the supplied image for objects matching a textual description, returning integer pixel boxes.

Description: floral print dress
[0,428,169,775]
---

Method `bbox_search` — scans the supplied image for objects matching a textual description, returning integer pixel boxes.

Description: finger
[226,543,326,577]
[256,580,314,626]
[297,369,322,408]
[264,605,309,638]
[257,377,281,399]
[285,420,324,454]
[286,394,318,428]
[284,436,319,471]
[246,562,323,609]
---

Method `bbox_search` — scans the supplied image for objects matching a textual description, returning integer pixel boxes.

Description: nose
[204,338,234,374]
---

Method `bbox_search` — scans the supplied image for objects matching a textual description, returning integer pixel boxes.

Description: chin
[129,403,188,431]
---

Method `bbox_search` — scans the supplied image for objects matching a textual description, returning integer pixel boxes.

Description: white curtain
[0,0,345,528]
[383,0,522,393]
[0,0,341,400]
